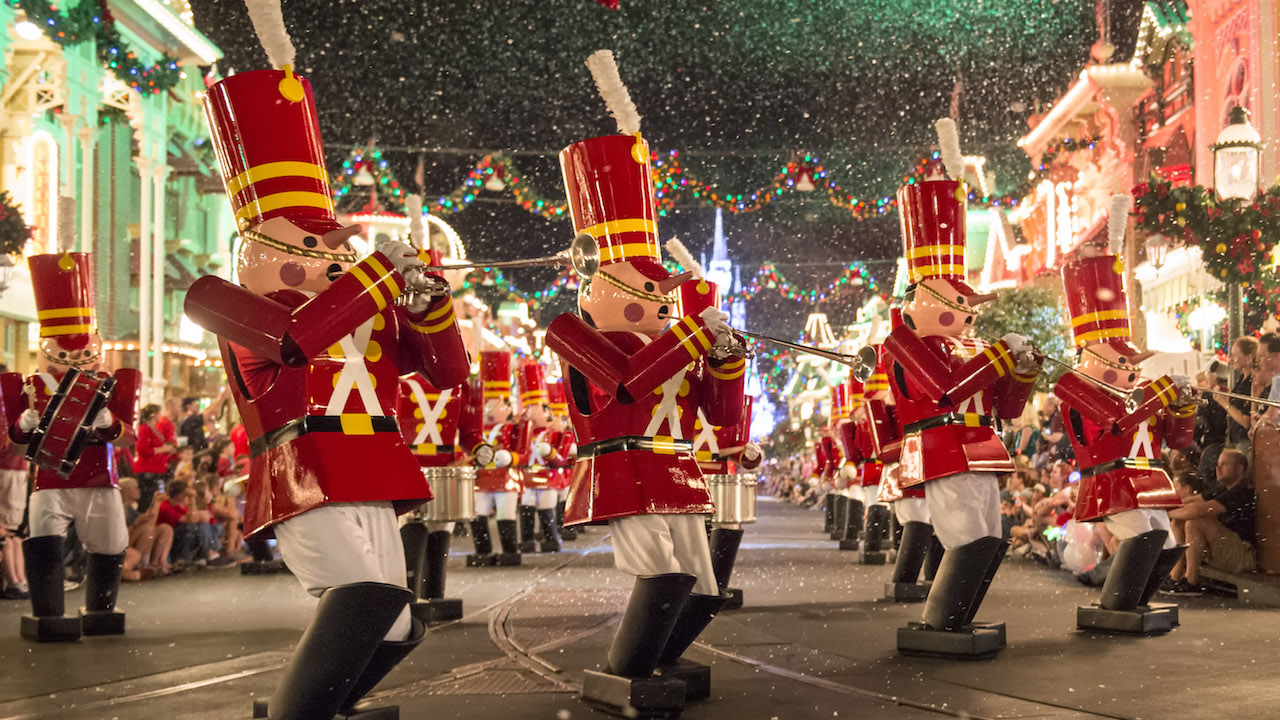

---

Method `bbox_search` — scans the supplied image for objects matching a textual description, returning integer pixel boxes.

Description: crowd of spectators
[0,383,249,599]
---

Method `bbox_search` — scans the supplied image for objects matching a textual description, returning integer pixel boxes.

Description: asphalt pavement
[0,497,1276,720]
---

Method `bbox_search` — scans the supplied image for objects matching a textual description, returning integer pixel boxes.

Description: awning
[1144,121,1185,149]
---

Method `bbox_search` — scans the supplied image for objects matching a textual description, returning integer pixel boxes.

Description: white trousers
[894,496,931,525]
[860,484,887,508]
[273,502,411,641]
[1103,508,1176,549]
[609,514,718,596]
[520,487,558,509]
[474,491,518,520]
[0,468,29,530]
[29,487,128,554]
[925,472,1001,549]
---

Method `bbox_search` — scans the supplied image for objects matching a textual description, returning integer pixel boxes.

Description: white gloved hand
[17,409,40,432]
[534,441,553,458]
[699,306,732,338]
[1169,374,1195,403]
[1001,332,1032,354]
[493,448,513,468]
[91,408,113,430]
[741,441,762,463]
[1001,332,1038,372]
[379,239,424,275]
[472,443,495,467]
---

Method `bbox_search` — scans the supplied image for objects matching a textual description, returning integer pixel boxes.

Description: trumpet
[1127,384,1280,412]
[732,330,879,382]
[422,233,600,278]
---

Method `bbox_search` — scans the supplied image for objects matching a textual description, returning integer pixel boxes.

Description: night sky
[192,0,1145,334]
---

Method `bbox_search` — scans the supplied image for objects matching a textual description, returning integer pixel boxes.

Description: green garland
[0,191,32,256]
[1132,174,1280,285]
[12,0,183,95]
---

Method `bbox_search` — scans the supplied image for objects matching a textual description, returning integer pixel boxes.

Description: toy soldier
[185,64,469,719]
[884,175,1041,658]
[516,358,561,553]
[1054,247,1194,634]
[545,380,578,541]
[468,350,526,566]
[2,251,140,642]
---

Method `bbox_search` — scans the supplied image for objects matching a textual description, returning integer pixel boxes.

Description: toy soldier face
[40,335,102,374]
[1078,343,1143,390]
[523,403,552,427]
[238,217,364,296]
[549,414,567,432]
[579,261,691,335]
[485,397,512,425]
[902,279,996,337]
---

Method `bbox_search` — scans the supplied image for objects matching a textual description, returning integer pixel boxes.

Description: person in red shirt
[134,405,175,511]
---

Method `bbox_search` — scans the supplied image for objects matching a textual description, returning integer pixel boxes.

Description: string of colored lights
[15,0,183,95]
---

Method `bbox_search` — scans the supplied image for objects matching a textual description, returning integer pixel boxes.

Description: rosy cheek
[1103,370,1118,384]
[279,263,306,287]
[623,303,645,322]
[938,311,955,327]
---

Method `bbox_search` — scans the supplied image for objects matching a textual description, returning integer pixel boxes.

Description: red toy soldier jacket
[397,375,485,468]
[884,328,1037,488]
[184,252,470,538]
[690,396,755,474]
[1055,373,1194,522]
[546,313,746,525]
[476,421,529,494]
[544,428,576,491]
[3,368,140,491]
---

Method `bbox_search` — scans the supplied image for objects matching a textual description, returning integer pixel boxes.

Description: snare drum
[707,473,758,525]
[26,369,116,478]
[416,467,476,522]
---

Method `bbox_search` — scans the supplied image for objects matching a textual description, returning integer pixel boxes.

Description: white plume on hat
[56,196,75,252]
[934,118,964,182]
[664,237,703,278]
[405,194,426,249]
[1107,194,1130,254]
[243,0,296,70]
[586,50,641,136]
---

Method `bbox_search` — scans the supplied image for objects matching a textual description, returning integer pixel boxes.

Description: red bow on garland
[595,0,619,8]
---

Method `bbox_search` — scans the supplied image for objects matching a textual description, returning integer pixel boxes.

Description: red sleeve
[884,326,951,402]
[157,501,185,527]
[395,296,470,390]
[701,356,746,429]
[1054,372,1124,428]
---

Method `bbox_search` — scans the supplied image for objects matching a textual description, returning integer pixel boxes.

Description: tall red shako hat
[203,68,342,235]
[560,50,671,282]
[29,252,96,350]
[517,359,549,407]
[480,350,513,404]
[898,179,971,293]
[547,380,568,416]
[1061,254,1143,356]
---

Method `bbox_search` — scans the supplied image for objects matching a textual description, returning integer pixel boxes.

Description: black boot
[517,505,538,554]
[837,497,865,550]
[709,527,744,609]
[81,552,126,636]
[923,532,945,581]
[260,583,410,720]
[1099,531,1167,611]
[921,536,1005,631]
[466,517,495,567]
[861,504,892,563]
[400,522,429,600]
[608,574,696,676]
[829,495,847,540]
[412,530,463,624]
[495,519,522,566]
[21,535,80,642]
[822,494,835,534]
[453,521,469,538]
[961,539,1009,625]
[538,508,561,553]
[584,574,696,718]
[1140,545,1186,607]
[890,522,932,584]
[657,592,731,701]
[241,538,287,576]
[557,501,578,541]
[339,617,426,715]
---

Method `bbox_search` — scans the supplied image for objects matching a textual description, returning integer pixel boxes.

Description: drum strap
[578,435,694,459]
[1079,457,1167,479]
[903,412,994,435]
[250,415,399,458]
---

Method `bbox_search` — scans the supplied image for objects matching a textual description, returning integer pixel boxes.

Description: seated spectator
[204,474,244,559]
[171,446,196,485]
[118,478,173,579]
[1166,448,1257,593]
[159,481,222,568]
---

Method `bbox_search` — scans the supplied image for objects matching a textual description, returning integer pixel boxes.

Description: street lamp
[1211,105,1262,343]
[1145,232,1169,273]
[0,255,15,296]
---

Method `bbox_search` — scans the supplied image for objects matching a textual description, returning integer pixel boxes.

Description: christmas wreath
[0,191,32,257]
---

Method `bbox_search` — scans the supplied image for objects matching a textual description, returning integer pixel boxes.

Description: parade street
[0,497,1274,720]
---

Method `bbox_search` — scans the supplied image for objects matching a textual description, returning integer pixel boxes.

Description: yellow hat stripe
[235,191,336,223]
[40,324,92,337]
[910,264,967,281]
[909,244,966,260]
[580,218,657,240]
[1071,309,1129,327]
[38,307,95,320]
[1074,327,1131,346]
[521,391,549,401]
[226,161,329,196]
[596,241,661,264]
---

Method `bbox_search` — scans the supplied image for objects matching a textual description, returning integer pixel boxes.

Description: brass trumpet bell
[849,345,879,383]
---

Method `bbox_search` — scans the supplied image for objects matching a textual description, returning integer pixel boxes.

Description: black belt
[904,413,994,435]
[412,443,455,454]
[250,415,399,458]
[1080,457,1167,479]
[578,435,694,459]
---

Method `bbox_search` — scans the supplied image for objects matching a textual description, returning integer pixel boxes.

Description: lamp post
[1145,232,1169,273]
[1211,106,1262,343]
[0,255,15,296]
